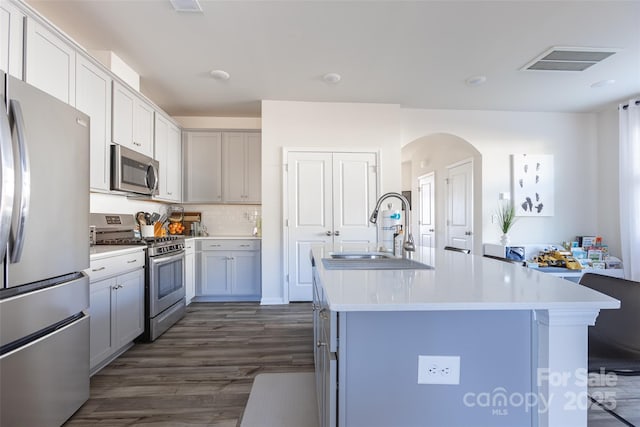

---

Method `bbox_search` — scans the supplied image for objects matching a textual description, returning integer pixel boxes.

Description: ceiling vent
[169,0,203,13]
[521,47,618,72]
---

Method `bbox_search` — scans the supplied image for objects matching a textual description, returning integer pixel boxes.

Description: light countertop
[312,247,620,312]
[90,245,145,260]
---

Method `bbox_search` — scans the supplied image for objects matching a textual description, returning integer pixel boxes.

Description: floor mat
[240,372,319,427]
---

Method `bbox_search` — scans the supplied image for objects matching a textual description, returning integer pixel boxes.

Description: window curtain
[619,98,640,281]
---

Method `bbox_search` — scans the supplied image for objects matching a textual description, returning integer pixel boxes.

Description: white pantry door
[446,160,473,252]
[286,151,377,301]
[418,172,435,248]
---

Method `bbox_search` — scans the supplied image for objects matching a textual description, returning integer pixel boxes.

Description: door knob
[334,230,340,236]
[325,231,333,236]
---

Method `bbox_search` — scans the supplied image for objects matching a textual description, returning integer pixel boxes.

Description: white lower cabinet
[196,239,261,301]
[185,239,195,305]
[87,250,145,375]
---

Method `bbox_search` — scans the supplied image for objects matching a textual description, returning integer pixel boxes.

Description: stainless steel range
[90,213,186,342]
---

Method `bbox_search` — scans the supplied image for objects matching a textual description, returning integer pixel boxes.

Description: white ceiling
[26,0,640,118]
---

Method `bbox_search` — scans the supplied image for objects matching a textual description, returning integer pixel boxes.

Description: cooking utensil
[145,213,151,225]
[150,212,160,224]
[136,211,147,226]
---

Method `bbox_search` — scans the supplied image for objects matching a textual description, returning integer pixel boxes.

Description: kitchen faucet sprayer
[370,192,415,257]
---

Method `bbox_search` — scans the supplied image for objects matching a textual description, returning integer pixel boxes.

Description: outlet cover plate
[418,355,461,385]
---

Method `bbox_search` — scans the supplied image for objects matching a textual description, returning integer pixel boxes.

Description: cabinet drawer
[87,251,145,282]
[197,239,260,251]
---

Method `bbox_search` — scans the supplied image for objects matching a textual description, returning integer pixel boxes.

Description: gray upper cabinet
[183,131,261,204]
[76,55,112,192]
[24,17,75,105]
[112,81,154,157]
[154,113,182,202]
[223,132,261,203]
[0,0,24,79]
[183,131,223,203]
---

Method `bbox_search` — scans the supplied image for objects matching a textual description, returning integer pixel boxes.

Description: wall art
[512,154,554,216]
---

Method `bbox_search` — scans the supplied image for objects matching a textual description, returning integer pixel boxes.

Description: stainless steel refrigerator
[0,70,90,426]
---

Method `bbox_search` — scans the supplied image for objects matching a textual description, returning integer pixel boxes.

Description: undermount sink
[329,252,394,260]
[322,252,433,270]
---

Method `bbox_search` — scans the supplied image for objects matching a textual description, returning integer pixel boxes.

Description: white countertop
[312,247,620,312]
[90,245,145,260]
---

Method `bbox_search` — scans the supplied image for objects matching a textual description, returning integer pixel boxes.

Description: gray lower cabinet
[196,239,261,301]
[87,250,145,375]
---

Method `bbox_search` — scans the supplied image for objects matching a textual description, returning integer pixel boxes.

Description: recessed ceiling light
[591,79,616,88]
[210,69,230,80]
[465,75,487,86]
[323,73,341,84]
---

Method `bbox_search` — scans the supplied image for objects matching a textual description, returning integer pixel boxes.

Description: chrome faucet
[369,192,415,257]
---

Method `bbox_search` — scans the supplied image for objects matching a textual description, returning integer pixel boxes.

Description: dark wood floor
[65,302,314,427]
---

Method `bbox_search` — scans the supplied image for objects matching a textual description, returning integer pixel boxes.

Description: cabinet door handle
[127,259,137,264]
[92,266,106,272]
[316,340,327,348]
[334,230,340,237]
[325,231,333,236]
[239,244,250,247]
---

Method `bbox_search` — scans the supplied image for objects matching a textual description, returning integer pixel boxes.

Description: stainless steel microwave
[111,144,159,195]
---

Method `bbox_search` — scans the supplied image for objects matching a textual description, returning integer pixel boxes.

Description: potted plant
[497,203,517,245]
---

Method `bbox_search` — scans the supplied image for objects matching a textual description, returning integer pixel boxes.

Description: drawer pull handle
[240,244,250,247]
[127,259,137,263]
[92,266,106,272]
[316,341,327,348]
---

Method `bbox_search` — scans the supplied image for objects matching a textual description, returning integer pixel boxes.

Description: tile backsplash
[188,204,261,237]
[89,193,260,237]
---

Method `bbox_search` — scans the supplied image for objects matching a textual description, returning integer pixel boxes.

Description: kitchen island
[310,247,619,427]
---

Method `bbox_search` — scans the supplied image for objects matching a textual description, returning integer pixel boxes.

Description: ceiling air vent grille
[522,47,618,72]
[169,0,203,13]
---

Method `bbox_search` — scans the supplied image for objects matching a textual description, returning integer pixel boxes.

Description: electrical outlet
[417,355,461,385]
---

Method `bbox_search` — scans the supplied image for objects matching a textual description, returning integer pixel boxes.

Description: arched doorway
[402,133,483,254]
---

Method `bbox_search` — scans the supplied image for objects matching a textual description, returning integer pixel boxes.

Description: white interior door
[418,172,435,248]
[286,152,333,302]
[286,151,378,302]
[332,153,377,252]
[446,160,473,251]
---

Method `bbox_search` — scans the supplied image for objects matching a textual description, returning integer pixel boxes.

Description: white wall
[261,100,402,304]
[173,116,261,130]
[596,106,621,257]
[400,109,602,252]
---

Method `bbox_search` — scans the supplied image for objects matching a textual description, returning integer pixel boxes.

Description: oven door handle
[149,250,185,266]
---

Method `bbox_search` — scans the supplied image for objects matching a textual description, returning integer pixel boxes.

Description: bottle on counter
[393,225,403,256]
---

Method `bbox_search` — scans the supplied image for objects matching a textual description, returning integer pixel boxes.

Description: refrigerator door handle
[0,101,15,264]
[8,99,30,264]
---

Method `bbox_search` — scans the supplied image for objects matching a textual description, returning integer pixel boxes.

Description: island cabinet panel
[312,269,534,426]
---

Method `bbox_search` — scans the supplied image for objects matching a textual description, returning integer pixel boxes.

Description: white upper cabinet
[76,55,112,192]
[183,131,222,203]
[24,17,75,105]
[0,0,24,78]
[112,81,154,157]
[154,113,182,202]
[222,132,261,203]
